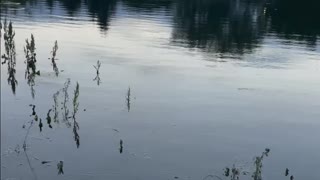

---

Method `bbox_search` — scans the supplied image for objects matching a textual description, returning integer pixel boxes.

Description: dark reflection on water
[85,0,117,32]
[1,0,319,55]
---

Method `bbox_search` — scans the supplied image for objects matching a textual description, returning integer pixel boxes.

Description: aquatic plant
[62,79,71,127]
[24,34,39,76]
[72,82,80,148]
[119,139,123,154]
[0,21,2,56]
[57,161,64,175]
[1,20,18,95]
[53,90,60,123]
[2,20,16,65]
[49,40,59,76]
[252,148,270,180]
[46,109,53,128]
[204,148,271,180]
[24,34,39,99]
[72,82,80,119]
[93,60,101,85]
[126,87,131,112]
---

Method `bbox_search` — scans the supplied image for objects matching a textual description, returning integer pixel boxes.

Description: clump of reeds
[49,40,59,76]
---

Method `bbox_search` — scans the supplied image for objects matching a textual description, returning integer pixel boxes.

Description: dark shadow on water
[84,0,117,32]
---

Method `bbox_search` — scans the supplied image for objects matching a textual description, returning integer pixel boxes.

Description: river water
[1,0,320,180]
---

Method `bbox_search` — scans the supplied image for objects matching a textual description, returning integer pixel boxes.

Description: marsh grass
[1,20,18,95]
[93,60,101,85]
[49,40,59,76]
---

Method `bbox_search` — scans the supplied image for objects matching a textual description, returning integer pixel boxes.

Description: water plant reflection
[24,34,40,99]
[93,60,101,85]
[126,87,131,112]
[49,40,59,76]
[1,20,18,95]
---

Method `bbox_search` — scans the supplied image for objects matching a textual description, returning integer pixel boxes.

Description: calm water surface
[1,0,320,180]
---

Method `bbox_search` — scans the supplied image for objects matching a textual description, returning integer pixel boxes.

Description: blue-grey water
[1,0,320,180]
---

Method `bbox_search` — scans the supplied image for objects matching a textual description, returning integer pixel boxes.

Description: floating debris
[112,128,119,133]
[41,161,51,165]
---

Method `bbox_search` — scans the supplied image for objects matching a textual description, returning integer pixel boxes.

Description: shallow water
[1,0,320,180]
